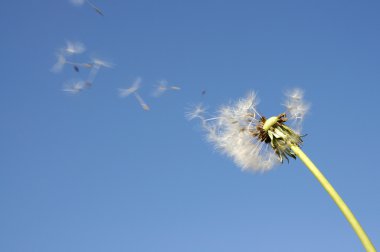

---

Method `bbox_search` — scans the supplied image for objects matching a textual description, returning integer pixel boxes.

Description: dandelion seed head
[190,89,309,171]
[201,92,279,172]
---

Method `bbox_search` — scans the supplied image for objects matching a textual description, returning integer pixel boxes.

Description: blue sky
[0,0,379,251]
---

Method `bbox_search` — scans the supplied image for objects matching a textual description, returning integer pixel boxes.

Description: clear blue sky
[1,1,379,251]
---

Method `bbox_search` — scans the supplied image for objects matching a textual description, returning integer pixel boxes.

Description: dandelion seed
[119,78,150,111]
[51,41,87,73]
[189,89,375,251]
[119,77,141,97]
[186,104,206,121]
[153,79,181,97]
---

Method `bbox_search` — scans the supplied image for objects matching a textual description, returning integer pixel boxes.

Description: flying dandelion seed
[186,103,207,121]
[153,79,181,97]
[188,89,376,251]
[62,80,89,94]
[51,41,87,73]
[119,78,150,111]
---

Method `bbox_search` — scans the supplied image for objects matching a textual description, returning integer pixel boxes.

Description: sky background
[1,0,379,251]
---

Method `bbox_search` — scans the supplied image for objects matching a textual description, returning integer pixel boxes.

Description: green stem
[290,145,376,252]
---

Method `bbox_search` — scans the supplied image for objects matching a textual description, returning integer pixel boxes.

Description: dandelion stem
[290,145,376,252]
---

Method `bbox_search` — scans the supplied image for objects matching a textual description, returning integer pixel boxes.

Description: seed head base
[252,113,303,163]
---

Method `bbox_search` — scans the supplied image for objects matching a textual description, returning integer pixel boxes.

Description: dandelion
[189,90,375,251]
[119,77,150,111]
[152,79,181,97]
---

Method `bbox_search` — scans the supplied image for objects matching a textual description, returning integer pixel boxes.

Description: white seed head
[200,92,279,172]
[189,90,310,171]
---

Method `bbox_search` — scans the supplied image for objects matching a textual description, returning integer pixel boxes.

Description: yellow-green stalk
[261,116,376,251]
[290,145,376,252]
